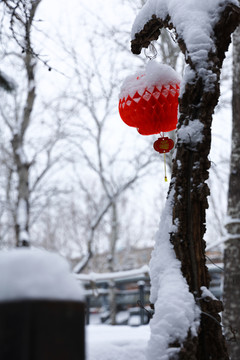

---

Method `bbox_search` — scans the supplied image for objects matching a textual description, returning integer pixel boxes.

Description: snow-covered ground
[86,325,150,360]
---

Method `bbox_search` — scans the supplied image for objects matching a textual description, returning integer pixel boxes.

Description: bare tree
[0,0,67,248]
[68,52,157,273]
[0,0,42,247]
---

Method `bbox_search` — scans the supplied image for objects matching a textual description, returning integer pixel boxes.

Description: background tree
[223,22,240,358]
[67,46,157,273]
[0,0,42,247]
[30,12,176,323]
[0,0,67,247]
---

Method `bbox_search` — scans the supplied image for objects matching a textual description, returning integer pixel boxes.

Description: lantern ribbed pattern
[119,83,180,135]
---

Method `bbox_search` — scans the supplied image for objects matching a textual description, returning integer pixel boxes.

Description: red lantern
[119,61,180,136]
[153,137,174,153]
[153,137,174,182]
[119,61,181,181]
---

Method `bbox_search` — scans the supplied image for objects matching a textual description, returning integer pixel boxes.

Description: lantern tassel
[164,153,167,182]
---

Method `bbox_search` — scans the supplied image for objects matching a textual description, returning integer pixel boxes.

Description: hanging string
[158,132,168,182]
[164,153,168,182]
[144,43,158,60]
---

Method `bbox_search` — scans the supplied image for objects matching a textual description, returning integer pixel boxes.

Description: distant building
[71,246,153,274]
[73,246,223,325]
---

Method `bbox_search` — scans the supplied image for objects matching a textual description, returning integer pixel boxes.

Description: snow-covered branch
[130,0,240,358]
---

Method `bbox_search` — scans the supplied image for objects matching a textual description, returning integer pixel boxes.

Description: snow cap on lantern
[119,61,181,135]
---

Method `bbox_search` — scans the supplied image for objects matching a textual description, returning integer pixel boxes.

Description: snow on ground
[86,325,150,360]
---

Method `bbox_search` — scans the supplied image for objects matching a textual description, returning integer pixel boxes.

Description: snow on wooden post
[0,249,85,360]
[130,1,240,359]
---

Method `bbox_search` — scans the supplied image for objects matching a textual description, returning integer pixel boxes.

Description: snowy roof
[75,265,149,284]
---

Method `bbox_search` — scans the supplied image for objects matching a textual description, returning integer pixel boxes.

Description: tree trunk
[11,134,30,247]
[170,91,228,359]
[131,3,240,359]
[8,0,40,247]
[108,203,118,325]
[223,23,240,359]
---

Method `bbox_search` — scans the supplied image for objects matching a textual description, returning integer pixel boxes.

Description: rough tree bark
[131,3,240,359]
[223,23,240,359]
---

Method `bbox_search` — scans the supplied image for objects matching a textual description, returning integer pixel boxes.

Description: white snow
[128,314,142,326]
[15,146,27,163]
[146,188,200,360]
[119,60,181,101]
[201,286,217,301]
[28,79,35,92]
[75,265,149,284]
[179,65,195,97]
[131,0,237,79]
[17,198,29,242]
[224,215,240,226]
[178,119,204,148]
[87,325,150,360]
[0,248,84,301]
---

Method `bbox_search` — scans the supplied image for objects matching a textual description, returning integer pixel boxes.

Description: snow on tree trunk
[130,1,240,359]
[223,23,240,358]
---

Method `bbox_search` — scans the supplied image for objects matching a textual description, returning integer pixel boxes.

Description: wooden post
[138,281,145,325]
[86,296,90,325]
[0,300,85,360]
